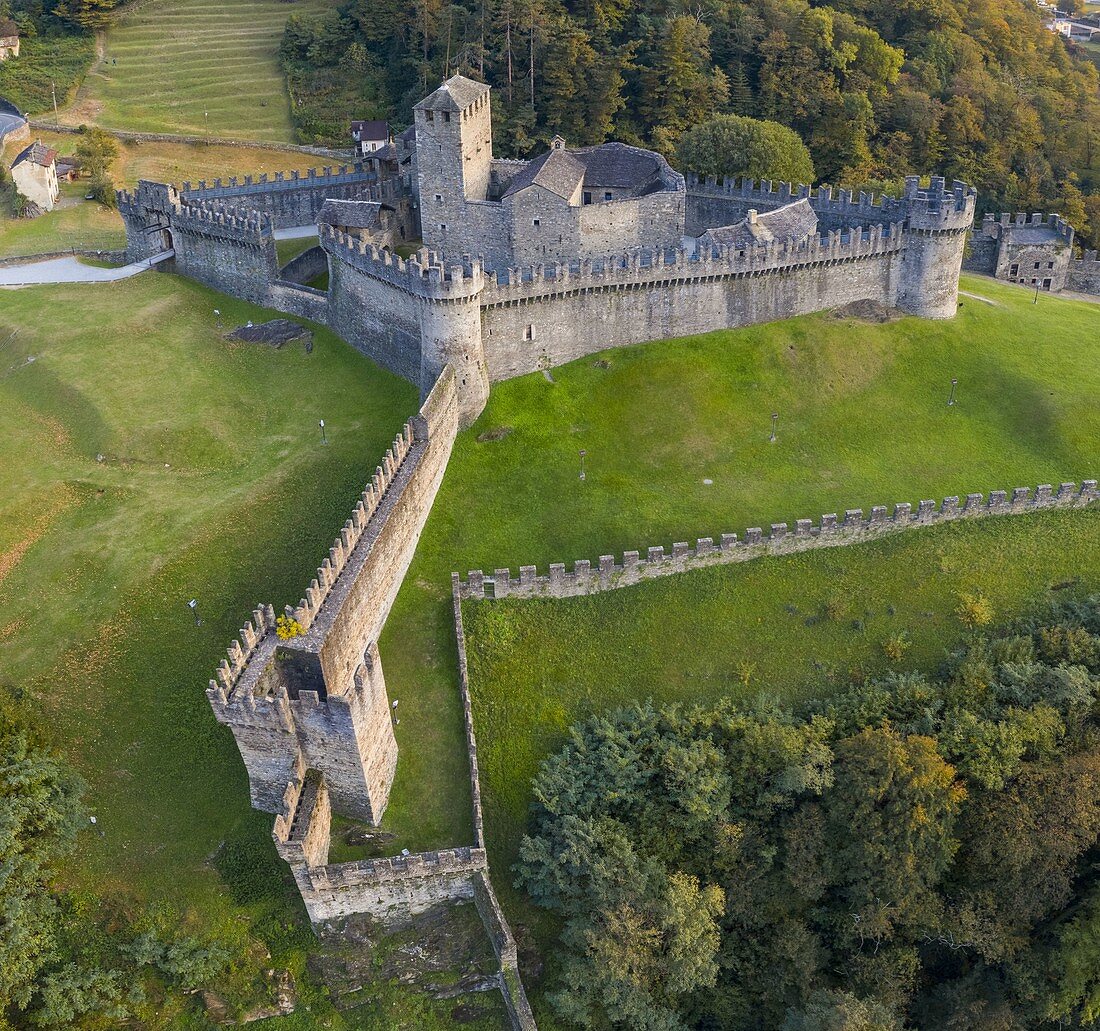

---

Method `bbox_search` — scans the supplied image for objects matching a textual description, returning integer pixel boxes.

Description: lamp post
[770,412,778,443]
[947,378,958,407]
[187,599,201,626]
[319,419,327,445]
[578,449,587,481]
[51,82,59,126]
[213,308,222,329]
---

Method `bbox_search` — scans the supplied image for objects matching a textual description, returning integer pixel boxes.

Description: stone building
[350,119,390,157]
[11,139,59,214]
[0,19,19,61]
[413,76,685,269]
[964,212,1075,291]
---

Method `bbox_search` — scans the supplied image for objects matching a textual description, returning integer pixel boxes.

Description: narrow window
[533,218,540,227]
[440,223,447,231]
[1047,261,1054,269]
[435,194,442,202]
[604,191,612,201]
[524,324,534,340]
[583,192,591,205]
[443,112,451,123]
[426,110,434,122]
[1034,261,1041,269]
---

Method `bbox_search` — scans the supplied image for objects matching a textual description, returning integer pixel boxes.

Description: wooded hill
[281,0,1100,247]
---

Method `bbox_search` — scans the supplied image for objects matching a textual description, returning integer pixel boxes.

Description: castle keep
[120,74,977,430]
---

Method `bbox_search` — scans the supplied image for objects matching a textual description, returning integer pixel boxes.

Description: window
[533,218,540,227]
[1043,278,1052,289]
[1047,261,1054,269]
[440,223,447,231]
[583,191,591,205]
[524,324,535,340]
[604,191,612,201]
[1009,263,1019,277]
[1034,261,1041,269]
[443,112,451,122]
[426,110,434,122]
[435,194,442,202]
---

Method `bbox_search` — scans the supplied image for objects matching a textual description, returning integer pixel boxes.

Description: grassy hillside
[375,275,1100,859]
[82,0,334,139]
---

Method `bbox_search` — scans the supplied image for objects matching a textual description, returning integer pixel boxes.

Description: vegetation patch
[0,32,94,114]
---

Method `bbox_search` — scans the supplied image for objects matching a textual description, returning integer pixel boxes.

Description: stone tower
[414,75,493,254]
[896,176,975,319]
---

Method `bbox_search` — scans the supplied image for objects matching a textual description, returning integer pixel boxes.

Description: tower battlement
[901,176,976,233]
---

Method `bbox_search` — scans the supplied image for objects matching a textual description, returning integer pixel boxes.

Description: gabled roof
[318,199,385,230]
[574,143,665,192]
[351,119,390,139]
[0,18,18,38]
[415,74,490,114]
[11,140,57,170]
[702,199,819,249]
[501,148,585,201]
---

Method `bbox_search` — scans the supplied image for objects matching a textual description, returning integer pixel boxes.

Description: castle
[120,74,977,430]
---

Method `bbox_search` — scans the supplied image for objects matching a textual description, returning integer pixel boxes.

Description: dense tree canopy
[517,596,1100,1029]
[676,113,816,185]
[280,0,1100,244]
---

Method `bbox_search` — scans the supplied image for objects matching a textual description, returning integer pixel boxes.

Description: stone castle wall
[480,227,903,379]
[456,481,1098,601]
[179,164,382,229]
[1069,249,1100,294]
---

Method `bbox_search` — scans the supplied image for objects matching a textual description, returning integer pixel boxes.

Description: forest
[516,595,1100,1030]
[280,0,1100,244]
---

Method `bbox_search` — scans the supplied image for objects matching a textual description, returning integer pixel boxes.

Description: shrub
[275,614,303,640]
[881,631,911,663]
[956,592,994,628]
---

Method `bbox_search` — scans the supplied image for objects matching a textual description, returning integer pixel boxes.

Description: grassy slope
[0,270,416,909]
[86,0,333,140]
[0,134,334,257]
[375,275,1100,859]
[464,509,1100,980]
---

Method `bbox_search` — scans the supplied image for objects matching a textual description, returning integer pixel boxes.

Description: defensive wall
[1069,250,1100,294]
[454,481,1099,601]
[119,168,975,428]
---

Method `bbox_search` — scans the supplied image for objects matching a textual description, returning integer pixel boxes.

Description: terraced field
[84,0,334,139]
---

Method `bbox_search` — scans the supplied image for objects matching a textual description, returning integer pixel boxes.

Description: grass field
[0,133,334,257]
[0,32,94,115]
[373,275,1100,860]
[462,508,1100,1016]
[79,0,335,139]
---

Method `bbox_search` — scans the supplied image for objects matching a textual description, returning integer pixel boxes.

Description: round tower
[896,176,976,319]
[417,257,489,428]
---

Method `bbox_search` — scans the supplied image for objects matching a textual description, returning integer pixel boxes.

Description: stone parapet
[179,163,373,199]
[481,222,905,305]
[321,226,485,300]
[456,481,1098,601]
[975,211,1076,243]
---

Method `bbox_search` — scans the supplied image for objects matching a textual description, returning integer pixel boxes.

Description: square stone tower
[414,75,492,253]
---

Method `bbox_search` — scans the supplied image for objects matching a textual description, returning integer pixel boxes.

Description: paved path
[0,250,173,286]
[0,110,26,143]
[274,225,318,241]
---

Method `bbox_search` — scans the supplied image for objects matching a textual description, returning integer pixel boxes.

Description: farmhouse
[11,139,59,214]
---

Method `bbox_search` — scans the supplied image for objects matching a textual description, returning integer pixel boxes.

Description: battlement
[179,163,374,198]
[174,198,275,242]
[685,173,974,234]
[482,222,906,303]
[284,420,417,634]
[456,480,1098,600]
[977,211,1076,243]
[310,846,486,888]
[322,226,485,299]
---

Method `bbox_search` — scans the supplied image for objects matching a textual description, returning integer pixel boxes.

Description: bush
[676,113,815,185]
[956,592,994,628]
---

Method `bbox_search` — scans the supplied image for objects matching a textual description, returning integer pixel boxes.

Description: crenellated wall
[456,481,1098,601]
[964,212,1080,293]
[207,369,460,822]
[179,164,381,228]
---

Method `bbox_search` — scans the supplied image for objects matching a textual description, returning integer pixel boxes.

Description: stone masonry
[119,75,977,430]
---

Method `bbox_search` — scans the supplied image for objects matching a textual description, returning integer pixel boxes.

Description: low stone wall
[268,280,328,323]
[456,481,1098,601]
[452,574,486,847]
[474,872,537,1030]
[0,248,127,267]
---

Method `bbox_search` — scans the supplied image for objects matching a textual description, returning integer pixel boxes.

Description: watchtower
[414,75,493,253]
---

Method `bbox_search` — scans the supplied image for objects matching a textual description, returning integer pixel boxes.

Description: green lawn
[0,182,126,256]
[84,0,335,139]
[374,274,1100,860]
[463,507,1100,1016]
[0,269,418,1020]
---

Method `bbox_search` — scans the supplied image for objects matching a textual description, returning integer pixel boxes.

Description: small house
[11,139,59,214]
[0,19,18,61]
[350,120,391,157]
